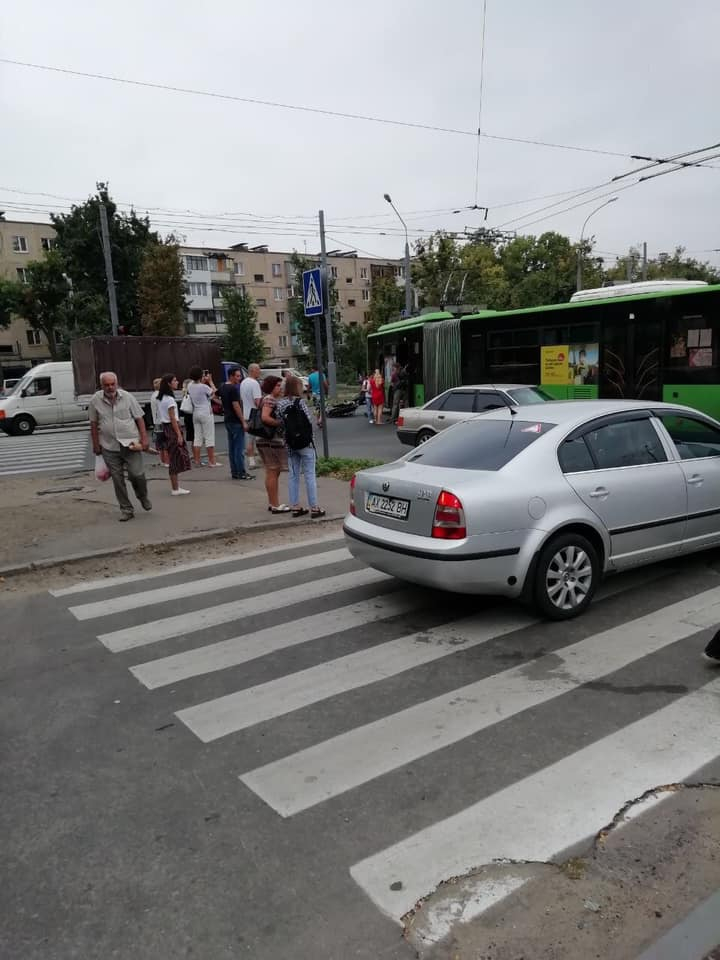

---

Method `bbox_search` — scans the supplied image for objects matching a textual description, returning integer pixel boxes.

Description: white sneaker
[248,457,256,469]
[171,488,191,496]
[207,462,222,468]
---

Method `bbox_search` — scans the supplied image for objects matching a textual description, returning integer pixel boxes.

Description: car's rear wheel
[533,532,598,620]
[415,429,434,446]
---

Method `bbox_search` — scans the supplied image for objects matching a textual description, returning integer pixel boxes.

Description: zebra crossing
[0,427,90,476]
[52,536,720,927]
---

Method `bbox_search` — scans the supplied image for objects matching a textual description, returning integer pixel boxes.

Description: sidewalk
[0,459,349,575]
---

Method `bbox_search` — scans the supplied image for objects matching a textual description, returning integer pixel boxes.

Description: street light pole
[384,193,413,317]
[576,197,618,292]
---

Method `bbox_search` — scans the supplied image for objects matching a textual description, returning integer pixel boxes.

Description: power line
[473,0,488,206]
[0,57,642,159]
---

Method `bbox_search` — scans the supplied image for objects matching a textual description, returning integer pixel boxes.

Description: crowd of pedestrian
[360,362,409,426]
[89,365,325,522]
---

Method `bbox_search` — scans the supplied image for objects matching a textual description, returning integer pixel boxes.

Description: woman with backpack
[277,376,325,518]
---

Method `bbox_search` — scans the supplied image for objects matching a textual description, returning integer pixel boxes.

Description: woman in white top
[156,373,192,494]
[187,365,221,467]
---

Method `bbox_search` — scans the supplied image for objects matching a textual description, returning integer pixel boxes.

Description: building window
[259,322,269,332]
[12,236,28,253]
[214,310,225,323]
[26,329,42,346]
[348,298,356,307]
[212,257,231,272]
[276,311,286,324]
[188,282,208,296]
[254,273,265,282]
[185,256,208,272]
[273,287,284,301]
[349,321,358,327]
[278,335,288,348]
[256,298,267,307]
[192,310,210,324]
[16,268,29,284]
[362,289,370,301]
[271,263,282,277]
[393,265,406,278]
[360,266,368,279]
[41,237,56,251]
[331,266,338,278]
[363,311,370,322]
[234,262,245,276]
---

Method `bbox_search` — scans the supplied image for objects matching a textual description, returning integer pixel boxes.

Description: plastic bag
[95,454,111,482]
[180,393,194,414]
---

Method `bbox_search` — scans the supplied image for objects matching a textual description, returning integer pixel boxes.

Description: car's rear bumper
[396,428,416,446]
[343,515,541,597]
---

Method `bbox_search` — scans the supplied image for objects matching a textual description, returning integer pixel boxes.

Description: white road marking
[177,608,535,742]
[97,568,390,652]
[349,678,720,923]
[130,589,423,689]
[69,548,352,620]
[50,534,343,596]
[240,585,720,816]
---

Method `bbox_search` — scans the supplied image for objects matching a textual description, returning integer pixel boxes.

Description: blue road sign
[302,268,324,317]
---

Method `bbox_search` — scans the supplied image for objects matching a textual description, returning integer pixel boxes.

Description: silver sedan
[396,384,554,447]
[344,400,720,619]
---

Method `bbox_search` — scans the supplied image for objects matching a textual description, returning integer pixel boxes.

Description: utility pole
[318,210,337,398]
[384,193,412,318]
[642,242,648,281]
[97,187,120,336]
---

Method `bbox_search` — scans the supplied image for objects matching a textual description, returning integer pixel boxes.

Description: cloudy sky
[2,0,719,269]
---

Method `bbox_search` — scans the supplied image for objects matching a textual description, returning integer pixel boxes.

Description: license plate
[366,492,410,520]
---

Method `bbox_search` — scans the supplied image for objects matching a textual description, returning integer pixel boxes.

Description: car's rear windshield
[506,386,555,404]
[406,418,555,470]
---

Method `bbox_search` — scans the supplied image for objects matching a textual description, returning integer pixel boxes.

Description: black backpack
[283,398,314,450]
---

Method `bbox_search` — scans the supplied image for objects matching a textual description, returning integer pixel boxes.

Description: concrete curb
[0,513,345,579]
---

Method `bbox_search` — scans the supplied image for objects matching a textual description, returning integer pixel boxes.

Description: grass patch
[316,457,382,482]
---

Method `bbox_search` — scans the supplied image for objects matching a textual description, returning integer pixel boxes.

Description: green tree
[337,324,368,380]
[138,239,188,335]
[412,233,462,308]
[0,279,21,330]
[50,186,160,336]
[12,252,74,359]
[287,252,341,362]
[604,245,720,285]
[367,276,404,332]
[221,286,266,365]
[498,231,603,308]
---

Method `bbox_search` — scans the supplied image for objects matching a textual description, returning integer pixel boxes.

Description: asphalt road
[2,536,720,959]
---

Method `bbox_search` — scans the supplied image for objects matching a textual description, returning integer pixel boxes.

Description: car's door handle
[589,486,609,499]
[687,474,704,486]
[437,415,445,420]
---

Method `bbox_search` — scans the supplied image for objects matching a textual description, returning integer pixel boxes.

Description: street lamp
[384,193,413,318]
[577,197,618,292]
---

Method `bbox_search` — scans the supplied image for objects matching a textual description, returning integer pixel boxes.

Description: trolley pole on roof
[577,196,619,292]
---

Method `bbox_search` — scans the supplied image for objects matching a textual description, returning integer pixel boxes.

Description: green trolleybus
[368,281,720,418]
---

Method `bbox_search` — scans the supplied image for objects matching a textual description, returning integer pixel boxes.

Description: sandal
[271,504,291,514]
[310,508,326,518]
[292,508,309,518]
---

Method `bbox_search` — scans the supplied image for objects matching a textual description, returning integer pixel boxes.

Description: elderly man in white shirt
[89,371,151,521]
[240,363,263,470]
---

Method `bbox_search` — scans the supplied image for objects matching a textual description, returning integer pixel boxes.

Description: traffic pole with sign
[318,210,337,398]
[302,267,329,458]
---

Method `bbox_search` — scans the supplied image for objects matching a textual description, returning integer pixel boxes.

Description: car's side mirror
[21,389,28,398]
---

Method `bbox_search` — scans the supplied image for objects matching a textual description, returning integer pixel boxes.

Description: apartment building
[0,218,58,378]
[180,243,405,364]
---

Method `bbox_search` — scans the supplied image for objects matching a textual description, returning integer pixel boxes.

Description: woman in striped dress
[156,373,192,495]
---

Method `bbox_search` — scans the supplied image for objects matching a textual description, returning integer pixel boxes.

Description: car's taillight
[396,415,404,427]
[349,473,357,515]
[432,490,466,539]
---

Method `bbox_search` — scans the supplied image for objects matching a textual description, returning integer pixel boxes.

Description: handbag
[247,405,275,440]
[211,395,223,415]
[180,392,194,415]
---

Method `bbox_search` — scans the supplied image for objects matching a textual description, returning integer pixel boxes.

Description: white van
[0,362,88,435]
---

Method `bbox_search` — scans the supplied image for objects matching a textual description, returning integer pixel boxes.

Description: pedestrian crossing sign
[302,268,324,317]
